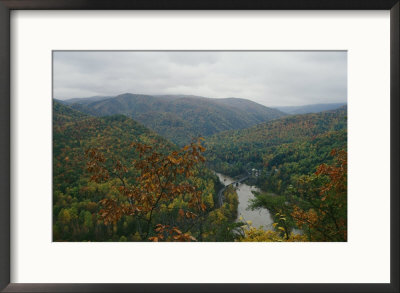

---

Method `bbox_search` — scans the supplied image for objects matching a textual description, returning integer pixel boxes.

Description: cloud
[53,51,347,107]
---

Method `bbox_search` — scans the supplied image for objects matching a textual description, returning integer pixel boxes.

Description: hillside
[275,103,346,115]
[53,101,175,198]
[53,101,241,242]
[65,93,286,146]
[54,101,174,241]
[204,106,347,177]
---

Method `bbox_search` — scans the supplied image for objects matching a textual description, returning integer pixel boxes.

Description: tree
[290,149,347,241]
[248,149,347,242]
[85,138,207,241]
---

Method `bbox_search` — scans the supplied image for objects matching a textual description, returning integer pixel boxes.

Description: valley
[53,94,347,242]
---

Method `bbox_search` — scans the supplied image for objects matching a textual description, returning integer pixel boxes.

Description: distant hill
[63,95,114,105]
[275,103,346,115]
[65,93,286,146]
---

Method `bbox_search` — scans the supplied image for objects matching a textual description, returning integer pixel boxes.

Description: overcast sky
[53,51,347,107]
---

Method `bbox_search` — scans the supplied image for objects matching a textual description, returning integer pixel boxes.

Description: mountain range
[275,103,346,115]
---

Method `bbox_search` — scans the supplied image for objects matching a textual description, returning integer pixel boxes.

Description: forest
[53,97,347,242]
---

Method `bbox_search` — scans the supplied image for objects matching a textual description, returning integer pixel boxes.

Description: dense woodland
[204,107,347,178]
[53,96,347,242]
[54,102,242,242]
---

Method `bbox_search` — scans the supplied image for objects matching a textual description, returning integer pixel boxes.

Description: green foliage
[250,150,347,242]
[257,129,347,194]
[204,106,347,179]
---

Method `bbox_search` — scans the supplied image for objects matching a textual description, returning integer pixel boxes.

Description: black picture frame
[0,1,399,292]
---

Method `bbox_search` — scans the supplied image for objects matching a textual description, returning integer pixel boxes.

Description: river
[215,172,274,231]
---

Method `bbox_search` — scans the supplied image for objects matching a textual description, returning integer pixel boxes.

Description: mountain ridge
[64,93,286,145]
[275,102,346,115]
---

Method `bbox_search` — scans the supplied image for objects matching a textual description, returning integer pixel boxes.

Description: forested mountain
[53,101,242,242]
[205,106,347,177]
[64,93,286,146]
[53,98,347,242]
[275,103,346,114]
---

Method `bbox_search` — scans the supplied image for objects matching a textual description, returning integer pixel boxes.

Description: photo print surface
[53,51,347,242]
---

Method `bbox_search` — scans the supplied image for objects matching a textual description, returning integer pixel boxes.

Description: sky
[53,51,347,107]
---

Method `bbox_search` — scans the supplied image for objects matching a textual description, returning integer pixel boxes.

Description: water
[215,172,274,231]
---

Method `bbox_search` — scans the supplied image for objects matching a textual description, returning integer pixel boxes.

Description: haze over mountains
[275,103,347,115]
[63,93,286,146]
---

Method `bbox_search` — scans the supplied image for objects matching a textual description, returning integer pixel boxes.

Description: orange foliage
[149,224,196,242]
[85,138,207,241]
[291,149,347,241]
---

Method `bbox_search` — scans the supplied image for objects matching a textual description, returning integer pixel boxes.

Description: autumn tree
[248,149,347,242]
[85,138,207,241]
[290,149,347,241]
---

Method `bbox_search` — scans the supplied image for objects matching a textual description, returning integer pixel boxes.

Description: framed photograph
[1,1,399,292]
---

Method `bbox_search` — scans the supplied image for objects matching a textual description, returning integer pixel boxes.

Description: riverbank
[215,172,274,231]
